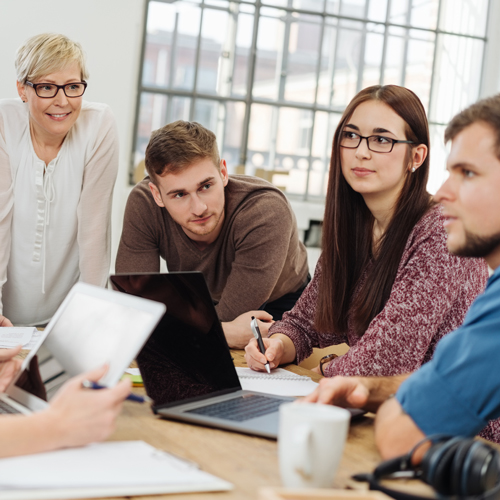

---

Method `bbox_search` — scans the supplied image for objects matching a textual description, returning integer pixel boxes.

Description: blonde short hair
[15,33,89,84]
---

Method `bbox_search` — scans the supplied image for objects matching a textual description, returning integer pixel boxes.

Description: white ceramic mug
[278,402,350,488]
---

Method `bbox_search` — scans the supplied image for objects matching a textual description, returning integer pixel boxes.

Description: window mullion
[238,0,261,169]
[189,2,206,121]
[400,0,413,87]
[379,0,391,85]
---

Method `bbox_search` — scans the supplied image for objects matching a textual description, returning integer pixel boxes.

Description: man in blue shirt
[303,93,500,458]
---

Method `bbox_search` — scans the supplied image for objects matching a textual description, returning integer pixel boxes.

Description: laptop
[0,282,165,415]
[110,271,297,439]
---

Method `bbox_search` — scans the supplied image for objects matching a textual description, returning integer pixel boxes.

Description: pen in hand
[81,380,152,404]
[250,316,271,374]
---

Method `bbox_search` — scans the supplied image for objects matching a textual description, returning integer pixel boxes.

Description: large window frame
[131,0,491,201]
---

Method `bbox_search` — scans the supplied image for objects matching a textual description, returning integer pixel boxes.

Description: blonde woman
[0,33,119,326]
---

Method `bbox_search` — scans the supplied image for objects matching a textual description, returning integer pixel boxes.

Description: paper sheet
[0,328,36,349]
[20,329,43,351]
[125,367,141,376]
[236,367,318,397]
[0,441,232,494]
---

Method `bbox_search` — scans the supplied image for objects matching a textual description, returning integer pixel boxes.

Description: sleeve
[323,227,488,377]
[268,260,348,363]
[77,106,119,287]
[396,281,500,438]
[0,111,14,314]
[115,184,161,274]
[214,193,300,322]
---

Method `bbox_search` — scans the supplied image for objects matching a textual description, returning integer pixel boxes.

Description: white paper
[236,367,318,397]
[20,329,43,351]
[125,368,141,376]
[0,441,232,492]
[0,328,36,349]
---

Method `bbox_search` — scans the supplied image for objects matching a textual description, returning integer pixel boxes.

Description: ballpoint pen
[82,380,152,404]
[250,316,271,374]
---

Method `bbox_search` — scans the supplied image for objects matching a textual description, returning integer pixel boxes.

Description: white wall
[0,0,146,269]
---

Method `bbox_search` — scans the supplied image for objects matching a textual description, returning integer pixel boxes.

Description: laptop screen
[110,272,241,406]
[13,287,164,404]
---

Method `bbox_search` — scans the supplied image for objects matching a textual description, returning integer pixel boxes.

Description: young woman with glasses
[245,85,489,378]
[0,33,118,326]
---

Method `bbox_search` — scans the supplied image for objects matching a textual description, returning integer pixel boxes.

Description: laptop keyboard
[186,394,285,422]
[0,400,21,414]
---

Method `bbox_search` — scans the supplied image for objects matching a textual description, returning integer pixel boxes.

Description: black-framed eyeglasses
[25,81,87,98]
[340,131,414,153]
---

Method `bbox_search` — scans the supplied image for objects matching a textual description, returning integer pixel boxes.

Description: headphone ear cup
[461,441,500,496]
[421,438,463,495]
[451,439,477,496]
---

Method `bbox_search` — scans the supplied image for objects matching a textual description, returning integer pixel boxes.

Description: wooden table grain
[100,350,382,500]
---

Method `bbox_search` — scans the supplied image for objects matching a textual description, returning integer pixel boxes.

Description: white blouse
[0,99,119,326]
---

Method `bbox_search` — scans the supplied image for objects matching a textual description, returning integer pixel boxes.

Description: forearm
[221,321,241,348]
[0,411,66,458]
[375,395,426,460]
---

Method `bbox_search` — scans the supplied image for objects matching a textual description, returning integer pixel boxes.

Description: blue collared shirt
[396,266,500,437]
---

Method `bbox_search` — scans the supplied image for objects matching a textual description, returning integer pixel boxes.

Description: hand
[0,345,23,392]
[302,376,370,408]
[0,315,13,327]
[222,310,273,349]
[245,336,285,371]
[46,365,132,448]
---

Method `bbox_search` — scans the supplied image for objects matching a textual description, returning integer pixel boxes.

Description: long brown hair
[316,85,433,335]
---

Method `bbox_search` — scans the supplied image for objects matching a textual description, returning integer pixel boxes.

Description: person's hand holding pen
[44,365,132,449]
[245,329,298,372]
[82,380,151,404]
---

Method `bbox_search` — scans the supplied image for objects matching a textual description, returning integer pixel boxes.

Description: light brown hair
[316,85,433,336]
[445,94,500,159]
[145,121,220,186]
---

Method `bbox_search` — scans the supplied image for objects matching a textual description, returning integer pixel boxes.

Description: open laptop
[0,282,165,415]
[111,272,351,439]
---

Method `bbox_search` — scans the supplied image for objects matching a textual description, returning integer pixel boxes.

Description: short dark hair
[445,94,500,160]
[145,121,220,186]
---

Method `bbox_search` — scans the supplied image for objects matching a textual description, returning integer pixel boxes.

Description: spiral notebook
[235,367,319,397]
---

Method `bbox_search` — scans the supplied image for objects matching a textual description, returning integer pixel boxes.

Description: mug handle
[293,423,313,479]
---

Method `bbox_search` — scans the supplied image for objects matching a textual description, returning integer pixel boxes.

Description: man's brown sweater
[116,175,309,322]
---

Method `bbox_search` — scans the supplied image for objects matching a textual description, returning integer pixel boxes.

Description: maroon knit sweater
[269,204,489,377]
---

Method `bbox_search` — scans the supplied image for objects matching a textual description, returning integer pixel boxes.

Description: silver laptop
[0,282,165,415]
[110,272,295,439]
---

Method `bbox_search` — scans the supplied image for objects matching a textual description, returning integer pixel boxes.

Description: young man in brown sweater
[116,121,309,348]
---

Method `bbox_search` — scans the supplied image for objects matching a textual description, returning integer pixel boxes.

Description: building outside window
[132,0,490,201]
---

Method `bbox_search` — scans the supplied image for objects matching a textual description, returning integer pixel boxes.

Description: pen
[81,380,152,404]
[250,316,271,374]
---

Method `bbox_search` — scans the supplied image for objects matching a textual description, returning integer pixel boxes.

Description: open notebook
[235,368,319,397]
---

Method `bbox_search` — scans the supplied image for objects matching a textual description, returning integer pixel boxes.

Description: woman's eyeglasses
[340,131,414,153]
[25,81,87,98]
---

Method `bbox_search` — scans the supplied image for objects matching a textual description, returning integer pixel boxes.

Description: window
[132,0,490,200]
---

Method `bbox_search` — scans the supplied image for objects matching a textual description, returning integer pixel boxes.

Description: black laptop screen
[110,272,241,406]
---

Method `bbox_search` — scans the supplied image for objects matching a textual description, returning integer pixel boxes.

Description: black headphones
[353,436,500,500]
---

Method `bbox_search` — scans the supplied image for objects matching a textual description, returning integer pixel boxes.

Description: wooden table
[105,350,382,500]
